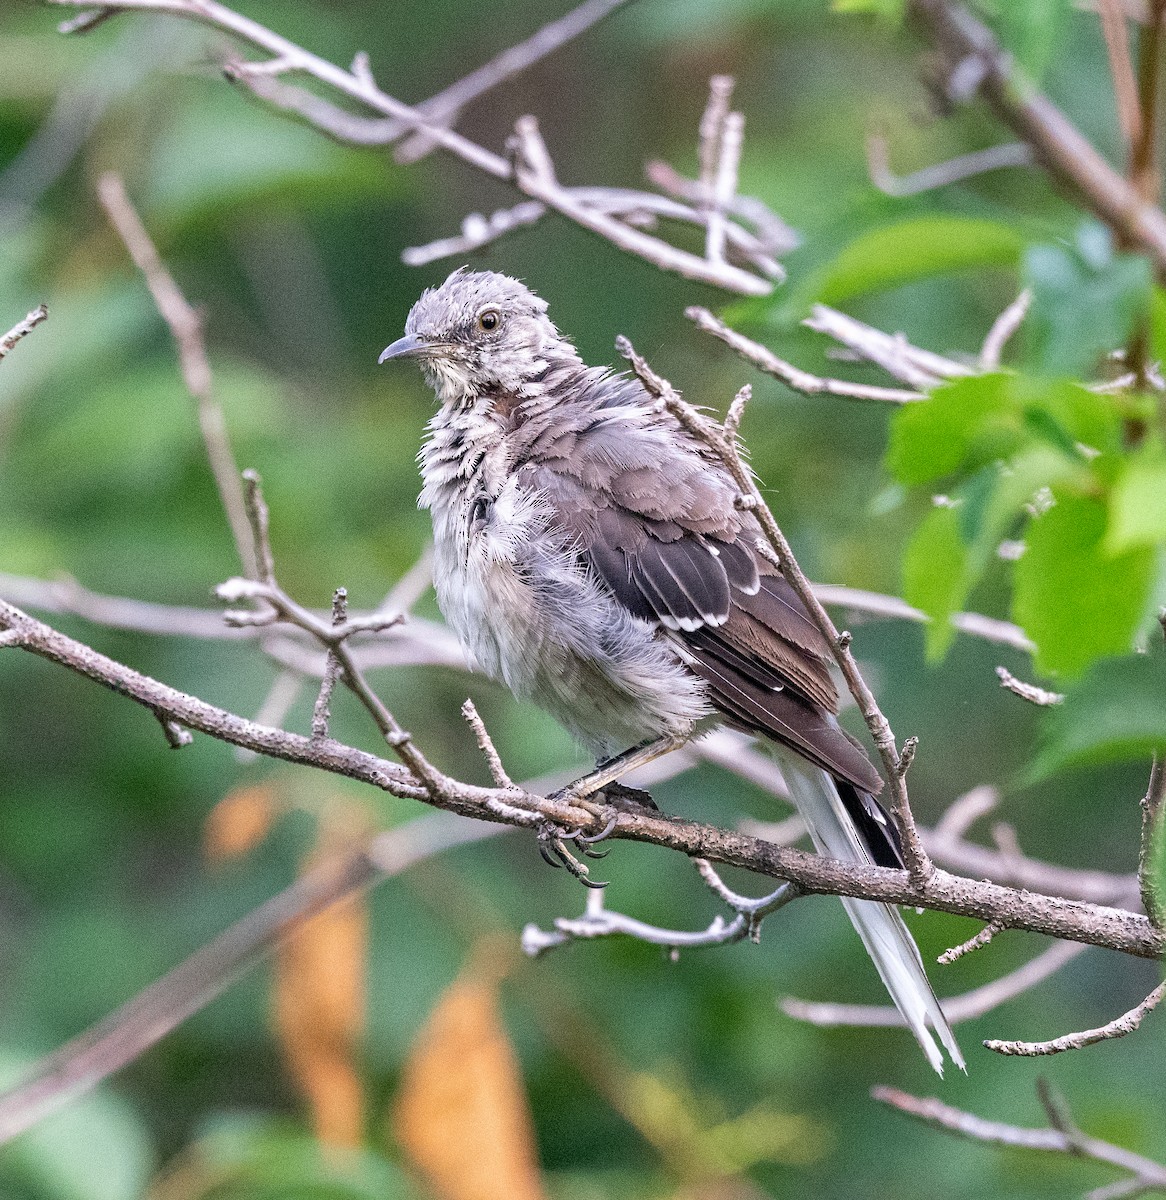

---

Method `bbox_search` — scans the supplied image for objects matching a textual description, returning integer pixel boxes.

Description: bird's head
[379,268,575,407]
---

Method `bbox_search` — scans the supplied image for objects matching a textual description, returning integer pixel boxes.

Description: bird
[380,267,964,1074]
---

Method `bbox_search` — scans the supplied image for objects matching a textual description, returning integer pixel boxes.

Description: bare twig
[686,306,924,404]
[155,711,193,748]
[523,856,798,956]
[236,666,305,763]
[980,288,1032,369]
[97,174,257,579]
[389,0,638,163]
[615,336,934,884]
[909,0,1166,273]
[1139,757,1165,925]
[1099,0,1144,150]
[310,589,346,739]
[57,8,118,34]
[996,666,1065,707]
[782,938,1089,1028]
[875,1082,1166,1199]
[461,698,515,789]
[645,159,800,256]
[699,75,741,264]
[0,304,48,361]
[937,919,1005,964]
[804,304,973,389]
[865,132,1034,197]
[223,471,440,788]
[401,201,548,265]
[984,981,1166,1057]
[933,784,1000,839]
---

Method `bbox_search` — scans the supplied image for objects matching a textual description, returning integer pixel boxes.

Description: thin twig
[804,304,973,389]
[57,8,118,34]
[0,304,48,361]
[686,306,924,404]
[1098,0,1144,150]
[980,288,1032,369]
[52,0,775,294]
[996,666,1065,707]
[873,1082,1166,1197]
[97,174,257,579]
[1139,757,1165,925]
[782,938,1089,1028]
[310,588,346,739]
[461,698,515,789]
[524,856,798,956]
[984,981,1166,1057]
[937,919,1005,964]
[865,132,1034,197]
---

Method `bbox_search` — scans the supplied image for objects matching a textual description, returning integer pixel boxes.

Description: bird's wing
[514,427,883,797]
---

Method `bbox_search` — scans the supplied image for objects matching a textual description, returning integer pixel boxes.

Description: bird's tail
[768,744,965,1075]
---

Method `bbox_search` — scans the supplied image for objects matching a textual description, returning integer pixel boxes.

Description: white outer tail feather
[770,745,966,1075]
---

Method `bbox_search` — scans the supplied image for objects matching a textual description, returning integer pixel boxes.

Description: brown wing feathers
[517,434,885,798]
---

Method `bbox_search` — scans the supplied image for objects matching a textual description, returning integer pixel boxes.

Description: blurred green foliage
[1,1,1165,1198]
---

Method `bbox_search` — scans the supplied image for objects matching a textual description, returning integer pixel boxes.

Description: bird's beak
[378,333,425,364]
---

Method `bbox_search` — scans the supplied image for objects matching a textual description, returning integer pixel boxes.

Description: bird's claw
[536,821,610,888]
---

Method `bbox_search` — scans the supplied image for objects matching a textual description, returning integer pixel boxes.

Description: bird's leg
[565,735,689,800]
[534,736,685,888]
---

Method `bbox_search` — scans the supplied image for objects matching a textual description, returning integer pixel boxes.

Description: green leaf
[886,373,1120,488]
[1023,224,1153,378]
[790,216,1024,314]
[1028,652,1166,780]
[903,504,970,660]
[1106,451,1166,553]
[886,373,1018,486]
[1013,492,1156,675]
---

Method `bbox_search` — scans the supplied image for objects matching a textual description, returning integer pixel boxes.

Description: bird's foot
[536,818,612,889]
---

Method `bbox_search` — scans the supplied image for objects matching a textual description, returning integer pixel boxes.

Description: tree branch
[686,305,924,404]
[96,173,257,578]
[874,1082,1166,1199]
[909,0,1166,273]
[983,980,1165,1057]
[864,133,1034,197]
[782,938,1090,1028]
[51,0,777,294]
[1,598,1161,958]
[0,304,48,361]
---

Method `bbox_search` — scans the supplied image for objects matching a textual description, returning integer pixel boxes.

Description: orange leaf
[392,952,546,1200]
[204,783,277,863]
[273,844,368,1149]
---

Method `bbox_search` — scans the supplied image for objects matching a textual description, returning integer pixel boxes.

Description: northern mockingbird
[380,267,963,1074]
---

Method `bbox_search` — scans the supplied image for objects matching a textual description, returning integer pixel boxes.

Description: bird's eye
[477,309,500,332]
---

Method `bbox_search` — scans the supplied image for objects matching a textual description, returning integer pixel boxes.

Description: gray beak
[378,333,425,364]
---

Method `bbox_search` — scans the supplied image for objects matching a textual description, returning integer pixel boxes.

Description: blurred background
[0,1,1162,1197]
